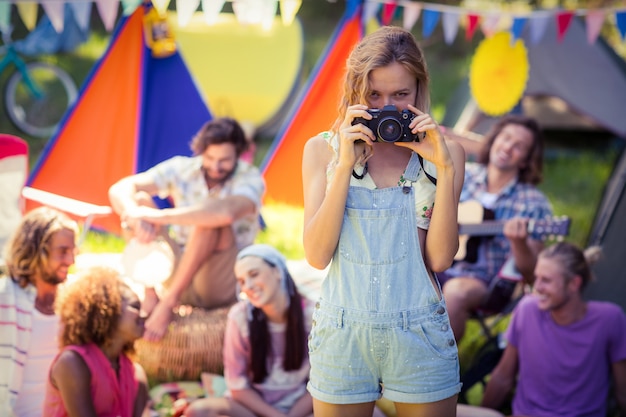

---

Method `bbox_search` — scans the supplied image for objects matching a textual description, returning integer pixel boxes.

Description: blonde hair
[539,242,602,290]
[3,207,78,288]
[335,26,430,130]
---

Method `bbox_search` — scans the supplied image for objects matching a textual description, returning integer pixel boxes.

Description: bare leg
[442,277,488,341]
[313,399,380,417]
[394,395,458,417]
[143,225,225,341]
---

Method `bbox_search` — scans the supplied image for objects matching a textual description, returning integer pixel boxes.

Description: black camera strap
[417,154,437,186]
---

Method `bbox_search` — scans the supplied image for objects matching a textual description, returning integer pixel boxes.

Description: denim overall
[307,152,461,404]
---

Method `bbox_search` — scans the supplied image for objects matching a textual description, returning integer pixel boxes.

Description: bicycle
[1,27,78,138]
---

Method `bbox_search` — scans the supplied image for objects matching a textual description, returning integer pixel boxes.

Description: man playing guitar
[440,115,553,342]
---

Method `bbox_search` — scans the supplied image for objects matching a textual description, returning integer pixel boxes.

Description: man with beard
[109,117,265,341]
[0,207,78,417]
[440,115,553,342]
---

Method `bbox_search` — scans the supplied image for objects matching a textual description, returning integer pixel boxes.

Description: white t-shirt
[13,310,59,417]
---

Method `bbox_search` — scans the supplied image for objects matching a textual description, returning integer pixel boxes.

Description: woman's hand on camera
[338,104,375,169]
[396,105,453,170]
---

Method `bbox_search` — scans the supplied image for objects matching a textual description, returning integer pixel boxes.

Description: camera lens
[377,117,402,142]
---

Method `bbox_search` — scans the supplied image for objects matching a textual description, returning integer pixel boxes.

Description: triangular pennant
[121,0,143,15]
[480,12,500,37]
[176,0,200,27]
[280,0,302,26]
[616,11,626,40]
[556,11,574,42]
[510,16,527,43]
[465,13,479,41]
[0,1,11,34]
[402,2,421,31]
[260,0,278,30]
[70,1,93,33]
[442,11,459,45]
[95,0,120,31]
[585,10,604,44]
[152,0,171,15]
[528,14,550,44]
[362,1,379,26]
[381,2,397,26]
[201,0,225,25]
[41,0,65,33]
[422,8,440,39]
[16,1,39,31]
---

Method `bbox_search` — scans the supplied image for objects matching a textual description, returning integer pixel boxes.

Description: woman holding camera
[301,26,465,417]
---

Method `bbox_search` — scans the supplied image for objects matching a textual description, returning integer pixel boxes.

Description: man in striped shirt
[0,207,78,417]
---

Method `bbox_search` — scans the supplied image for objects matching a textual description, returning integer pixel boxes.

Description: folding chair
[458,273,527,403]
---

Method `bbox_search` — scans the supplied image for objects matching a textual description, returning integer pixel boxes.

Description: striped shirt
[0,276,37,417]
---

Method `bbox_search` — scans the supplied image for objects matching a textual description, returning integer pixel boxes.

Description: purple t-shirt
[506,295,626,417]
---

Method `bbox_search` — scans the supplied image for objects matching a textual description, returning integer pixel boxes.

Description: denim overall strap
[320,154,441,313]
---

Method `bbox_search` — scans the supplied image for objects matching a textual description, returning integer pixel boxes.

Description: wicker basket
[134,305,231,384]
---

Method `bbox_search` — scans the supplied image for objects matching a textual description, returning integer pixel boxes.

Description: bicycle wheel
[4,62,78,138]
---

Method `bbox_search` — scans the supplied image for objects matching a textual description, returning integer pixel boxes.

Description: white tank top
[13,309,59,417]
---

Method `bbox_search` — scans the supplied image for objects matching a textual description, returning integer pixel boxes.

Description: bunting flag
[556,11,575,42]
[465,13,479,41]
[510,16,527,43]
[442,11,459,45]
[381,2,397,26]
[360,0,626,46]
[585,10,605,44]
[422,8,440,38]
[402,2,421,31]
[2,0,625,46]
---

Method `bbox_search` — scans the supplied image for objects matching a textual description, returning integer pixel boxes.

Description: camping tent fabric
[442,18,626,139]
[585,151,626,312]
[260,3,362,208]
[26,4,211,234]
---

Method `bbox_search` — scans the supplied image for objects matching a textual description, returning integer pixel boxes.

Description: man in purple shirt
[477,242,626,417]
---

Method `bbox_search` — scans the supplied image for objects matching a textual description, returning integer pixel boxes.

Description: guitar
[455,200,571,261]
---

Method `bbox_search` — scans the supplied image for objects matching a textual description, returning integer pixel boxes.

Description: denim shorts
[307,300,461,404]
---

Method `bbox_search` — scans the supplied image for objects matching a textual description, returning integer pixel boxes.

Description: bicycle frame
[0,44,44,100]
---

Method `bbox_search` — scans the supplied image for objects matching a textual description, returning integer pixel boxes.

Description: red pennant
[556,11,574,42]
[466,14,480,40]
[382,2,397,26]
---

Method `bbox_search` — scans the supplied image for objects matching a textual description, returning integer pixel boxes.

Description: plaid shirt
[451,162,553,280]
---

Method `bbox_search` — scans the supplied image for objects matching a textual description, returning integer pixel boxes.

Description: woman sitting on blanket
[185,244,314,417]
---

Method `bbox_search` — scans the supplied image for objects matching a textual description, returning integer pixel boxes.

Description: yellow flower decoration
[469,32,529,116]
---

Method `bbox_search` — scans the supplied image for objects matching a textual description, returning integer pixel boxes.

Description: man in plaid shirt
[440,115,552,342]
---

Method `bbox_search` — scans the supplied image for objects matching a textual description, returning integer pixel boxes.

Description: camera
[352,105,422,143]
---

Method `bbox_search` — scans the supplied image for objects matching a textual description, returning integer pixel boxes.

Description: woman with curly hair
[43,266,149,417]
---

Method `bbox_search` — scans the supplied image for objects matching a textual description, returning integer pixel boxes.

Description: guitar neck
[458,221,506,237]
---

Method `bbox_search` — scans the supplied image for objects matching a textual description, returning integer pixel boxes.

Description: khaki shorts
[173,243,238,309]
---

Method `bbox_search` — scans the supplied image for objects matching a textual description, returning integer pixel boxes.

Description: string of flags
[364,0,626,45]
[0,0,303,36]
[1,0,625,45]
